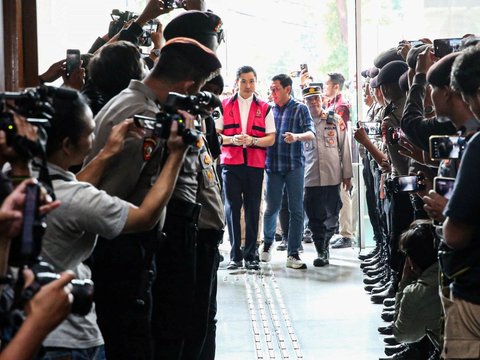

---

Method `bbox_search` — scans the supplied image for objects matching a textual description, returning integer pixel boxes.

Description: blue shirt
[266,97,315,173]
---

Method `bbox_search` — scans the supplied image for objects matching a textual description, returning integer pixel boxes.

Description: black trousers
[222,164,264,262]
[362,155,383,243]
[304,185,342,249]
[92,230,158,360]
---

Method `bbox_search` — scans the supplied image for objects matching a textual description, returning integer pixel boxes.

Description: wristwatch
[151,48,161,57]
[252,137,258,146]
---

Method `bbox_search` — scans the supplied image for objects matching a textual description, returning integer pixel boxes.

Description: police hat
[398,70,409,93]
[368,67,379,79]
[302,85,323,98]
[160,37,221,76]
[370,76,379,88]
[374,48,404,69]
[361,69,369,78]
[164,10,223,51]
[375,60,408,87]
[406,44,432,69]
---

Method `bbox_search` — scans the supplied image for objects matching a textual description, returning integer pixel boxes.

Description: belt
[166,197,202,222]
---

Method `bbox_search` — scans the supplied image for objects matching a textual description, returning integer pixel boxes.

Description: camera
[300,63,308,73]
[326,110,335,124]
[433,176,455,200]
[429,135,466,160]
[8,183,46,267]
[109,9,137,38]
[393,174,426,193]
[387,127,404,145]
[361,121,381,137]
[0,85,77,158]
[22,262,94,316]
[433,38,462,58]
[133,92,221,146]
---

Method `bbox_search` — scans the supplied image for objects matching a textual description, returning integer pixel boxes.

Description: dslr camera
[134,92,221,146]
[109,9,159,47]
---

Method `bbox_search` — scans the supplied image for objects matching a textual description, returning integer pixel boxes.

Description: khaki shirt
[304,112,353,187]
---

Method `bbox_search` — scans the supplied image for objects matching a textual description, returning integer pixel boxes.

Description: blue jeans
[263,166,305,256]
[41,345,105,360]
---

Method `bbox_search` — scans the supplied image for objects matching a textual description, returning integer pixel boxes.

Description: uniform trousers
[304,185,342,249]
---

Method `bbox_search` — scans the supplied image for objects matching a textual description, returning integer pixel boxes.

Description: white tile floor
[215,241,387,360]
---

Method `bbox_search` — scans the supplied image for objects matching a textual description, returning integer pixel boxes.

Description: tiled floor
[216,242,386,360]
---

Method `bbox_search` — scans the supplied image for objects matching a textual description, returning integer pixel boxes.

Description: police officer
[302,85,353,267]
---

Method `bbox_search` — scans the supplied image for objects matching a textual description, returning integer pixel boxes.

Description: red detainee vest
[221,94,271,168]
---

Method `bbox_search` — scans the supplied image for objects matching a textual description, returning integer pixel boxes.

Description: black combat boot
[313,240,329,267]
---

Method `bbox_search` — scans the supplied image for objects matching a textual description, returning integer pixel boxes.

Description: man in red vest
[216,65,276,270]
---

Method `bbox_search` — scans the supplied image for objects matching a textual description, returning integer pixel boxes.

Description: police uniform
[303,86,353,266]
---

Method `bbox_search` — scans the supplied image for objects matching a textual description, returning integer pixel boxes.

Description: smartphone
[387,127,404,145]
[429,135,466,160]
[393,175,426,193]
[66,49,81,78]
[433,176,455,200]
[164,0,185,9]
[433,38,463,58]
[361,121,381,137]
[408,40,424,47]
[300,63,308,73]
[139,20,159,47]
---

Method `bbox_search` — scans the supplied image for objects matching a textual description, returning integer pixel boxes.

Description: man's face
[237,72,256,99]
[270,80,290,106]
[430,85,448,117]
[462,91,480,120]
[305,95,323,118]
[363,82,373,106]
[324,78,338,98]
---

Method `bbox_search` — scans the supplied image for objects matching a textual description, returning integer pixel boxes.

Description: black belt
[166,197,202,222]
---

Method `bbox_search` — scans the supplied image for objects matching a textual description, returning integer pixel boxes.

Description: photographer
[0,179,73,360]
[440,45,480,360]
[28,90,190,360]
[83,37,221,359]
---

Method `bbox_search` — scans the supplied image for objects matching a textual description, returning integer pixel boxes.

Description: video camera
[109,9,159,47]
[0,85,77,158]
[134,91,221,146]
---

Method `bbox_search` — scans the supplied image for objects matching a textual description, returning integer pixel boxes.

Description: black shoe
[313,250,329,267]
[381,310,395,322]
[331,237,353,249]
[360,255,382,269]
[371,286,395,304]
[358,247,379,260]
[275,233,282,242]
[303,228,313,243]
[378,324,393,335]
[391,344,421,360]
[245,260,260,270]
[371,281,392,295]
[383,298,396,307]
[363,272,387,285]
[383,335,400,346]
[383,305,395,312]
[384,344,408,356]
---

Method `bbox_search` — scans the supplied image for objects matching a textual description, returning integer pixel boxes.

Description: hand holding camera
[415,47,435,75]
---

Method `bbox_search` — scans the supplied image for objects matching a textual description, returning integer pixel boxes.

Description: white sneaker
[260,242,273,262]
[286,254,307,269]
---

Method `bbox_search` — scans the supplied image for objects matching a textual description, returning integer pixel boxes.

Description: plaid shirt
[266,97,315,173]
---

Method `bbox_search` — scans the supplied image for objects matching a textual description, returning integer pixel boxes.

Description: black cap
[361,69,369,78]
[368,67,379,79]
[374,48,404,69]
[375,60,408,87]
[163,10,223,51]
[398,70,409,93]
[427,52,461,87]
[161,37,221,77]
[370,76,379,88]
[406,44,432,69]
[302,85,323,98]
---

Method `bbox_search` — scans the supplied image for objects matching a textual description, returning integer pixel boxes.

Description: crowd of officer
[355,36,480,360]
[1,0,480,359]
